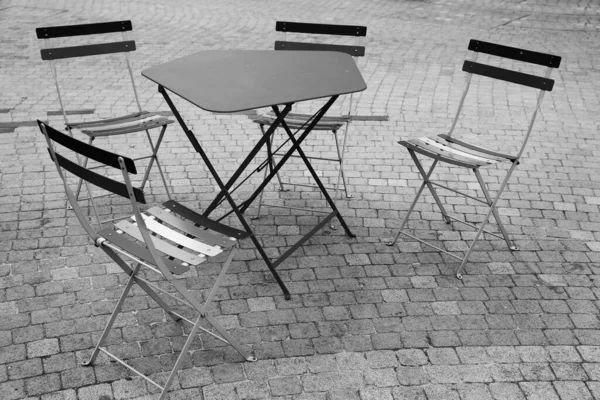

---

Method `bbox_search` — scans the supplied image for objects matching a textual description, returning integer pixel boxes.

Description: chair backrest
[449,39,561,159]
[38,120,183,279]
[274,21,367,116]
[38,120,144,234]
[274,21,366,57]
[36,21,142,126]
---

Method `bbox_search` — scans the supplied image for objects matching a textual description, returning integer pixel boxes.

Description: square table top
[142,50,367,113]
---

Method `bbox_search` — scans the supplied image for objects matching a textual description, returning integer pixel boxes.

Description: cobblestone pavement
[1,0,600,399]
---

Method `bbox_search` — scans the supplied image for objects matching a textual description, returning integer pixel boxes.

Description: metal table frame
[144,50,366,299]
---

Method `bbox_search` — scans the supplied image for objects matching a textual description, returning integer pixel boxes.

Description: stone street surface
[1,0,600,399]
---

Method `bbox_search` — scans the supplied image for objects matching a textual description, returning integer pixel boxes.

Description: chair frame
[38,120,256,399]
[386,39,561,279]
[252,21,367,219]
[37,20,173,205]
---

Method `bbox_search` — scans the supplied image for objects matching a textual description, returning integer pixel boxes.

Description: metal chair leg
[455,162,519,279]
[83,263,141,366]
[140,124,172,200]
[386,157,442,246]
[332,126,352,199]
[409,151,451,223]
[473,168,518,250]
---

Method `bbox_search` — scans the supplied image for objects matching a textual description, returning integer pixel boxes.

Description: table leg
[158,86,292,298]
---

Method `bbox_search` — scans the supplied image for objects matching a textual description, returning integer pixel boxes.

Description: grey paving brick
[519,363,555,381]
[0,380,25,400]
[489,382,526,400]
[7,358,42,380]
[519,382,559,400]
[553,381,594,400]
[396,366,428,386]
[25,373,61,396]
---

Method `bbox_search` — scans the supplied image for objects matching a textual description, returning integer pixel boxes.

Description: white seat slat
[114,220,207,266]
[81,115,167,132]
[420,137,498,165]
[135,214,223,257]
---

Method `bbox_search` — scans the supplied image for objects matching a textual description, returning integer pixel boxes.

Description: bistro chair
[252,21,368,218]
[36,20,173,203]
[37,120,256,399]
[386,39,561,279]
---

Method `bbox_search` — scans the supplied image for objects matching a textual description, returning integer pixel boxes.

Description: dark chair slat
[52,151,145,204]
[162,200,250,240]
[274,41,365,57]
[40,40,136,61]
[468,39,561,68]
[463,61,555,91]
[276,21,366,37]
[39,121,137,173]
[36,21,132,39]
[146,207,236,248]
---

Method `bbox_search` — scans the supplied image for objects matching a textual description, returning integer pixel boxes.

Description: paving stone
[0,380,25,400]
[41,389,77,400]
[578,346,600,362]
[269,376,302,396]
[27,338,60,358]
[364,367,398,387]
[365,350,397,368]
[359,387,393,400]
[489,382,526,400]
[519,382,559,400]
[61,367,96,389]
[519,363,555,381]
[423,384,460,400]
[212,363,245,384]
[427,348,459,364]
[177,367,212,388]
[553,381,594,400]
[112,377,147,399]
[7,358,43,380]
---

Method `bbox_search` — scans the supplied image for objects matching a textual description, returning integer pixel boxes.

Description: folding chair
[252,21,367,218]
[386,39,561,279]
[37,120,256,399]
[36,20,173,203]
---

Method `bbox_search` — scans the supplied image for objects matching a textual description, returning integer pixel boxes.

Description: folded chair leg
[102,246,181,321]
[385,157,447,246]
[203,247,236,307]
[140,124,172,200]
[473,168,517,250]
[386,180,427,246]
[332,126,352,200]
[169,279,257,361]
[83,262,142,366]
[409,151,452,224]
[455,162,519,279]
[263,124,285,191]
[159,314,205,400]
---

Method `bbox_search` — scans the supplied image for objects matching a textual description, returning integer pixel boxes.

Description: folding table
[143,50,366,299]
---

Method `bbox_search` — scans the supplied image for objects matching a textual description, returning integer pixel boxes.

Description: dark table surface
[142,50,366,113]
